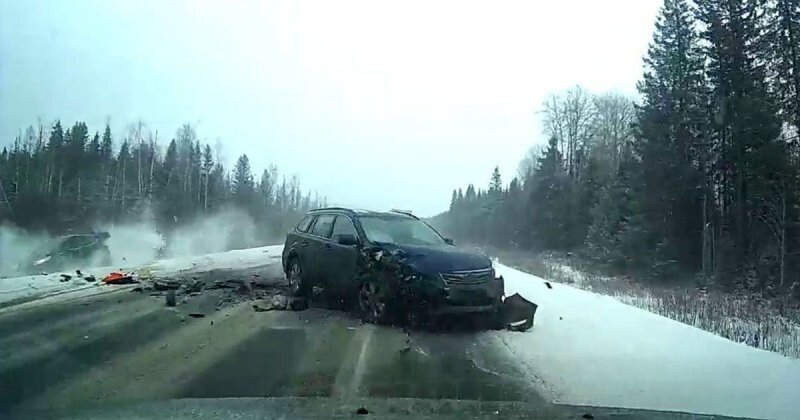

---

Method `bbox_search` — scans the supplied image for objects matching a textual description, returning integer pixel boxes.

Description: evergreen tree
[636,0,707,270]
[527,136,572,249]
[768,0,800,131]
[232,154,254,203]
[697,0,784,275]
[489,166,502,193]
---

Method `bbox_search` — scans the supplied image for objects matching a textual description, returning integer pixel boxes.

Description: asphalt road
[0,277,543,418]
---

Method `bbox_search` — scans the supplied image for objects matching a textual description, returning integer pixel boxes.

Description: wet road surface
[0,285,542,418]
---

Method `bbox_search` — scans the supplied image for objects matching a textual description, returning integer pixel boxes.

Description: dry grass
[485,246,800,359]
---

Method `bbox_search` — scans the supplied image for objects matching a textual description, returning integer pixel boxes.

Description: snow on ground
[494,262,800,420]
[0,245,284,307]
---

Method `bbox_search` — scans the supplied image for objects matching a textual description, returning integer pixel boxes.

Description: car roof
[307,207,418,219]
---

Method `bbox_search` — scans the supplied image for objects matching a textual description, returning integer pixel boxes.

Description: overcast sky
[0,0,661,216]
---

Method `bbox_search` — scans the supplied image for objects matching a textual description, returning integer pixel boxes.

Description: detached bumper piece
[501,292,537,332]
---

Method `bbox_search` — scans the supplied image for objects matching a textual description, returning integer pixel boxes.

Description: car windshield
[359,216,446,246]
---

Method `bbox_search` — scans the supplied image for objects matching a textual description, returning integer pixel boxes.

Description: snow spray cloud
[0,224,51,275]
[0,206,264,275]
[163,207,261,258]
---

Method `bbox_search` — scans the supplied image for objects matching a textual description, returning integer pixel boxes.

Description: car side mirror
[337,234,359,246]
[444,238,455,245]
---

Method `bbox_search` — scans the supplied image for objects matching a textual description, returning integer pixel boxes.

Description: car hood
[376,243,491,275]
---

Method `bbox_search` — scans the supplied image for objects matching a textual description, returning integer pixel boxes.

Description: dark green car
[20,232,112,274]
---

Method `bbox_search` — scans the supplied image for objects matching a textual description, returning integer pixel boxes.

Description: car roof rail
[309,206,352,213]
[390,209,418,219]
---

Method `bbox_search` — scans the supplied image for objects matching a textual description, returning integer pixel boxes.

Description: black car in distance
[281,207,504,325]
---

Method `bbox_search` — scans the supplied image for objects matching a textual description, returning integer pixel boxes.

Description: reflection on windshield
[359,217,445,246]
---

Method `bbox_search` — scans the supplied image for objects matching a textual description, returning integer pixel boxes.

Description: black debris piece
[84,275,96,282]
[165,290,176,307]
[544,282,552,289]
[356,407,369,415]
[60,274,72,282]
[501,293,538,332]
[186,280,205,294]
[237,282,253,295]
[76,270,82,277]
[208,279,240,290]
[154,279,181,291]
[288,296,309,311]
[188,313,205,318]
[582,413,594,419]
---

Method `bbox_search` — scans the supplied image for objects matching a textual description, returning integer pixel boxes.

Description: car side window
[310,214,335,238]
[331,216,358,242]
[296,215,314,233]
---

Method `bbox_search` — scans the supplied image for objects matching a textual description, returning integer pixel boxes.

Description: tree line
[437,0,800,298]
[0,120,325,241]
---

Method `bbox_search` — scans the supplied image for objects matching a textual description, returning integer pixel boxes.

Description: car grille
[440,268,493,285]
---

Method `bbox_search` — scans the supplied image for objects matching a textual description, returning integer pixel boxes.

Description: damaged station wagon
[282,207,522,327]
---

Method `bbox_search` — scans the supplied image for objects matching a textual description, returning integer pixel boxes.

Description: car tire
[287,258,310,297]
[358,280,391,324]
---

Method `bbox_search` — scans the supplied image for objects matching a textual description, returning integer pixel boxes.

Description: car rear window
[296,215,314,233]
[310,214,335,238]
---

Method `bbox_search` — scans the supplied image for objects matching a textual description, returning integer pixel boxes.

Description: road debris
[186,279,205,293]
[253,295,289,312]
[103,271,137,284]
[84,275,96,282]
[60,274,72,282]
[188,313,205,318]
[501,293,538,332]
[545,281,553,289]
[154,279,180,290]
[165,290,176,307]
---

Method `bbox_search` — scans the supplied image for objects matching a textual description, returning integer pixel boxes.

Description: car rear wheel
[287,259,309,297]
[358,280,390,324]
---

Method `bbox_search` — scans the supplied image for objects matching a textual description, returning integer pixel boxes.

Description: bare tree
[541,86,596,179]
[592,93,635,171]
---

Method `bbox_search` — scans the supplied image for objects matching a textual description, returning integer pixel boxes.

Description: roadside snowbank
[494,263,800,420]
[0,245,284,306]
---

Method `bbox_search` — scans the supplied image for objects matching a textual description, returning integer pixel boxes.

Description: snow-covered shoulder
[494,263,800,420]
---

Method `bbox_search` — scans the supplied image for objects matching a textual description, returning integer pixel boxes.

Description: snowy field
[1,245,799,419]
[494,263,800,420]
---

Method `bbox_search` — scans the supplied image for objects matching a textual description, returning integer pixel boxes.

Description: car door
[325,215,361,295]
[306,213,336,285]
